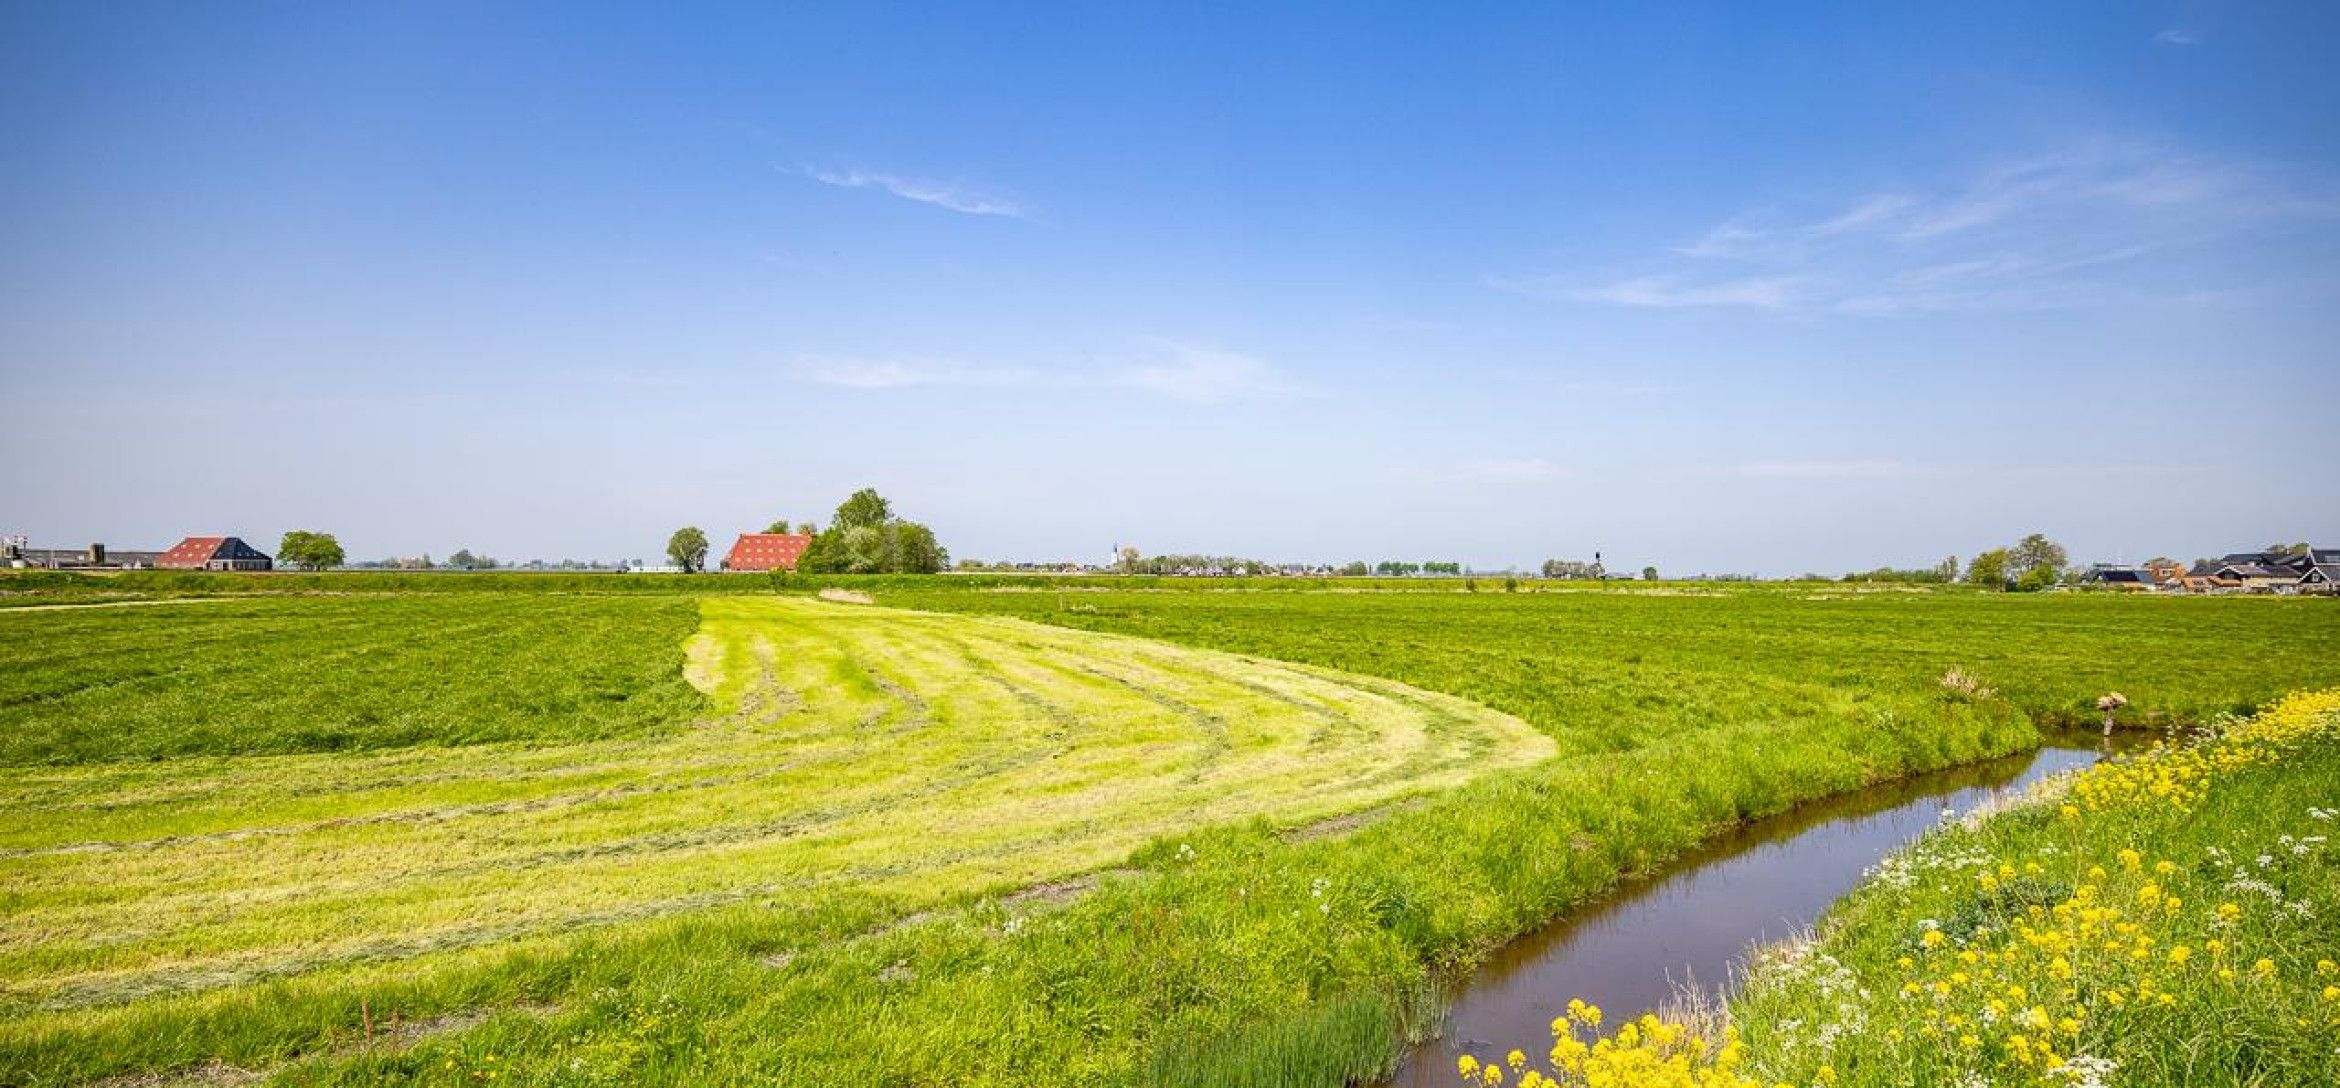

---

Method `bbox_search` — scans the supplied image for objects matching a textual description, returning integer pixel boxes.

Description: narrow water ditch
[1381,733,2146,1087]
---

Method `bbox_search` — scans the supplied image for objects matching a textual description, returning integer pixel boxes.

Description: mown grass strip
[0,595,1549,1083]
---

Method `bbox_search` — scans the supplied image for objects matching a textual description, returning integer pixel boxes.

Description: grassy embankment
[1,583,2331,1085]
[1463,689,2340,1088]
[0,593,1547,1084]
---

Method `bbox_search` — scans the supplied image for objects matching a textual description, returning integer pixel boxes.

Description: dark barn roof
[156,536,272,569]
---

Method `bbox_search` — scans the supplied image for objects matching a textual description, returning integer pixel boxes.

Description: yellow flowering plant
[1464,690,2340,1088]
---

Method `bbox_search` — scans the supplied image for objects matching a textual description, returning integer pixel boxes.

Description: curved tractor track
[0,596,1551,1017]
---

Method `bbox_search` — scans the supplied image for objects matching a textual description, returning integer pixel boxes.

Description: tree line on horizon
[213,526,2309,586]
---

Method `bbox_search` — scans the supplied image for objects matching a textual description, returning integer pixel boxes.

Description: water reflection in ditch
[1381,734,2143,1087]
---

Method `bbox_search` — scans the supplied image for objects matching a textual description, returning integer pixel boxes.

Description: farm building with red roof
[156,536,274,571]
[722,532,811,572]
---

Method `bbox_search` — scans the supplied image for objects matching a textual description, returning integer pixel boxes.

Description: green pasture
[885,586,2338,733]
[0,595,706,763]
[0,593,1544,1084]
[0,582,2331,1086]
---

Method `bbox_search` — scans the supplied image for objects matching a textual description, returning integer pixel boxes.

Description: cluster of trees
[1842,556,1962,584]
[664,490,949,575]
[1540,558,1605,580]
[1101,553,1488,578]
[1114,551,1285,576]
[1368,561,1465,576]
[275,530,344,571]
[445,549,500,570]
[797,490,948,574]
[1965,533,2068,592]
[362,551,513,571]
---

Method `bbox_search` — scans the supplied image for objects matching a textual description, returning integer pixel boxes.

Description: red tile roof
[724,533,811,572]
[156,536,229,569]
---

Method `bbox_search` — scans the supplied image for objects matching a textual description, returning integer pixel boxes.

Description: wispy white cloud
[1518,138,2338,315]
[1677,194,1916,258]
[1558,275,1804,310]
[2155,28,2200,46]
[1114,343,1314,403]
[796,342,1310,404]
[797,355,1038,389]
[797,167,1024,217]
[1405,457,1574,485]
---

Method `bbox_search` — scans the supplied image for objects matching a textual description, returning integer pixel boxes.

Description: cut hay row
[0,596,1552,1020]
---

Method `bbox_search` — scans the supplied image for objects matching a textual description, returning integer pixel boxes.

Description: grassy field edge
[1462,688,2340,1088]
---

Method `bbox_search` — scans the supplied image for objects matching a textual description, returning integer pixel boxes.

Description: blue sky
[4,2,2336,572]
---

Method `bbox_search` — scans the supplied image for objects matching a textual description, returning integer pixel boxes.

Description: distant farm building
[2177,547,2335,594]
[156,536,274,571]
[722,533,812,572]
[4,542,164,570]
[2079,565,2156,589]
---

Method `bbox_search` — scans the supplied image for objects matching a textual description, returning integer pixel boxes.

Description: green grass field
[1,580,2333,1086]
[0,595,707,763]
[880,586,2338,734]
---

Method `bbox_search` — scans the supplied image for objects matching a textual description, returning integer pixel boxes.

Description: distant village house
[2183,548,2336,595]
[2077,565,2156,589]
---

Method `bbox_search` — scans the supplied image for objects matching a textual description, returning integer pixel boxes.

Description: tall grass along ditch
[1460,689,2340,1088]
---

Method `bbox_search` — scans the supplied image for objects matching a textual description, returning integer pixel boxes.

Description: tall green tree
[2009,534,2068,578]
[832,489,893,531]
[889,522,947,574]
[1966,549,2011,589]
[667,527,709,573]
[275,531,345,572]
